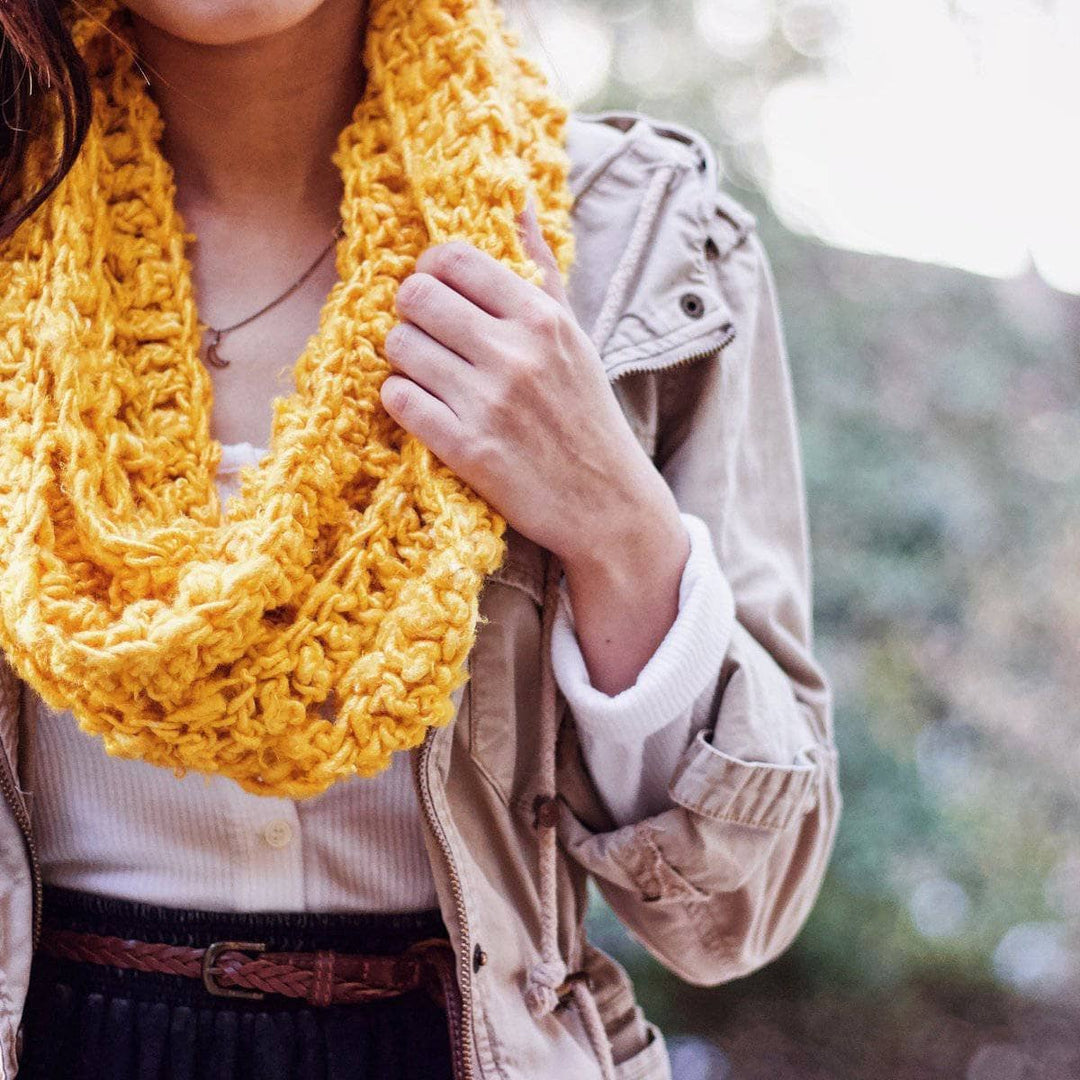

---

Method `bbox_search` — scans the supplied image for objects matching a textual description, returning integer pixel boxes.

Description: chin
[122,0,333,45]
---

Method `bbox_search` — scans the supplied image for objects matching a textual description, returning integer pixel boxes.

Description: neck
[129,1,369,227]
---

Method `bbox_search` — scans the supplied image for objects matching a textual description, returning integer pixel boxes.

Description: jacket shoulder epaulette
[567,108,757,260]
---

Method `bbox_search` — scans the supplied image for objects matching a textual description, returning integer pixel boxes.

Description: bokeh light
[762,0,1080,293]
[515,0,1080,295]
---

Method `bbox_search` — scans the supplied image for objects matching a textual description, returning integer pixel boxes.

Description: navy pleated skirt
[18,885,455,1080]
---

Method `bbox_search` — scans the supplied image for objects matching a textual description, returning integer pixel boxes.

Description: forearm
[552,510,739,824]
[559,476,691,697]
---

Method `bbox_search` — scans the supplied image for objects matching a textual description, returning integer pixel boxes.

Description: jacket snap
[680,292,705,318]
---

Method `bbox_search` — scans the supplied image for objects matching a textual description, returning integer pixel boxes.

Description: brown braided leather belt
[37,927,470,1080]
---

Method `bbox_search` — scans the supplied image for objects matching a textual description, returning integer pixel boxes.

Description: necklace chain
[203,223,345,369]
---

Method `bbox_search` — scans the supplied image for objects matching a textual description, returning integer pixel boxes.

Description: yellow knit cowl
[0,0,576,797]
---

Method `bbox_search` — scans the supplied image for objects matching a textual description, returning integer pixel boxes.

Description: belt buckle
[202,940,267,1000]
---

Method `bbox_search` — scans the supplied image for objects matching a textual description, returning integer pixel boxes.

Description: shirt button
[262,819,293,849]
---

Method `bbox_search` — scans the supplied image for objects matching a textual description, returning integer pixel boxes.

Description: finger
[414,238,536,321]
[394,271,503,363]
[379,373,465,464]
[384,321,474,407]
[516,195,570,310]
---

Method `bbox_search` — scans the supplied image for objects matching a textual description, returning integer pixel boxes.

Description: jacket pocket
[465,524,548,806]
[613,1021,672,1080]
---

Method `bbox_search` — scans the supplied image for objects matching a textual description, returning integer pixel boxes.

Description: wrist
[559,478,688,587]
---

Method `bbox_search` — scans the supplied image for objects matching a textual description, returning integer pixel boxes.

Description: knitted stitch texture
[0,0,576,797]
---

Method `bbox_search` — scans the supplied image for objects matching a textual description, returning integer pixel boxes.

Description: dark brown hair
[0,1,92,240]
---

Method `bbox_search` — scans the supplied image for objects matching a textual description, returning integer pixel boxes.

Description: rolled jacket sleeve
[555,221,841,988]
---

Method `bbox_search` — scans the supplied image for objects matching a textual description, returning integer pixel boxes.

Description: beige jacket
[0,108,841,1080]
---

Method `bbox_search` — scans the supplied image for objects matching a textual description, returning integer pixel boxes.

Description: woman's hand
[382,199,680,571]
[382,200,691,694]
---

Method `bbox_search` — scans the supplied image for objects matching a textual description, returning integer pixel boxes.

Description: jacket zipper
[0,737,42,950]
[404,322,738,1080]
[414,726,477,1080]
[606,321,736,384]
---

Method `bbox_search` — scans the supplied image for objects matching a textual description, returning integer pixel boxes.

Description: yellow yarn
[0,0,575,797]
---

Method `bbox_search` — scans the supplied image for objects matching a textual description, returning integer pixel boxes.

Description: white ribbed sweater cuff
[550,511,736,744]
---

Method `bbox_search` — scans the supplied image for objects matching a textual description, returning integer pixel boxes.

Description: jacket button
[680,292,705,318]
[473,943,488,972]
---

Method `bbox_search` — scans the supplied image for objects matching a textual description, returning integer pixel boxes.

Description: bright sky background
[516,0,1080,296]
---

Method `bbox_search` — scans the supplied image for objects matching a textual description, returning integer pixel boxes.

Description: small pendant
[205,329,230,368]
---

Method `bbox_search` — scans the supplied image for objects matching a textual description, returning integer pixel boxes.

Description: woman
[0,1,841,1078]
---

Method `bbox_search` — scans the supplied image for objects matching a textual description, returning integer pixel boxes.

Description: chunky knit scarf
[0,0,575,797]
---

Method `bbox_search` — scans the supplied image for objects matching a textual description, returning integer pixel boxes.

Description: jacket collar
[564,110,749,381]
